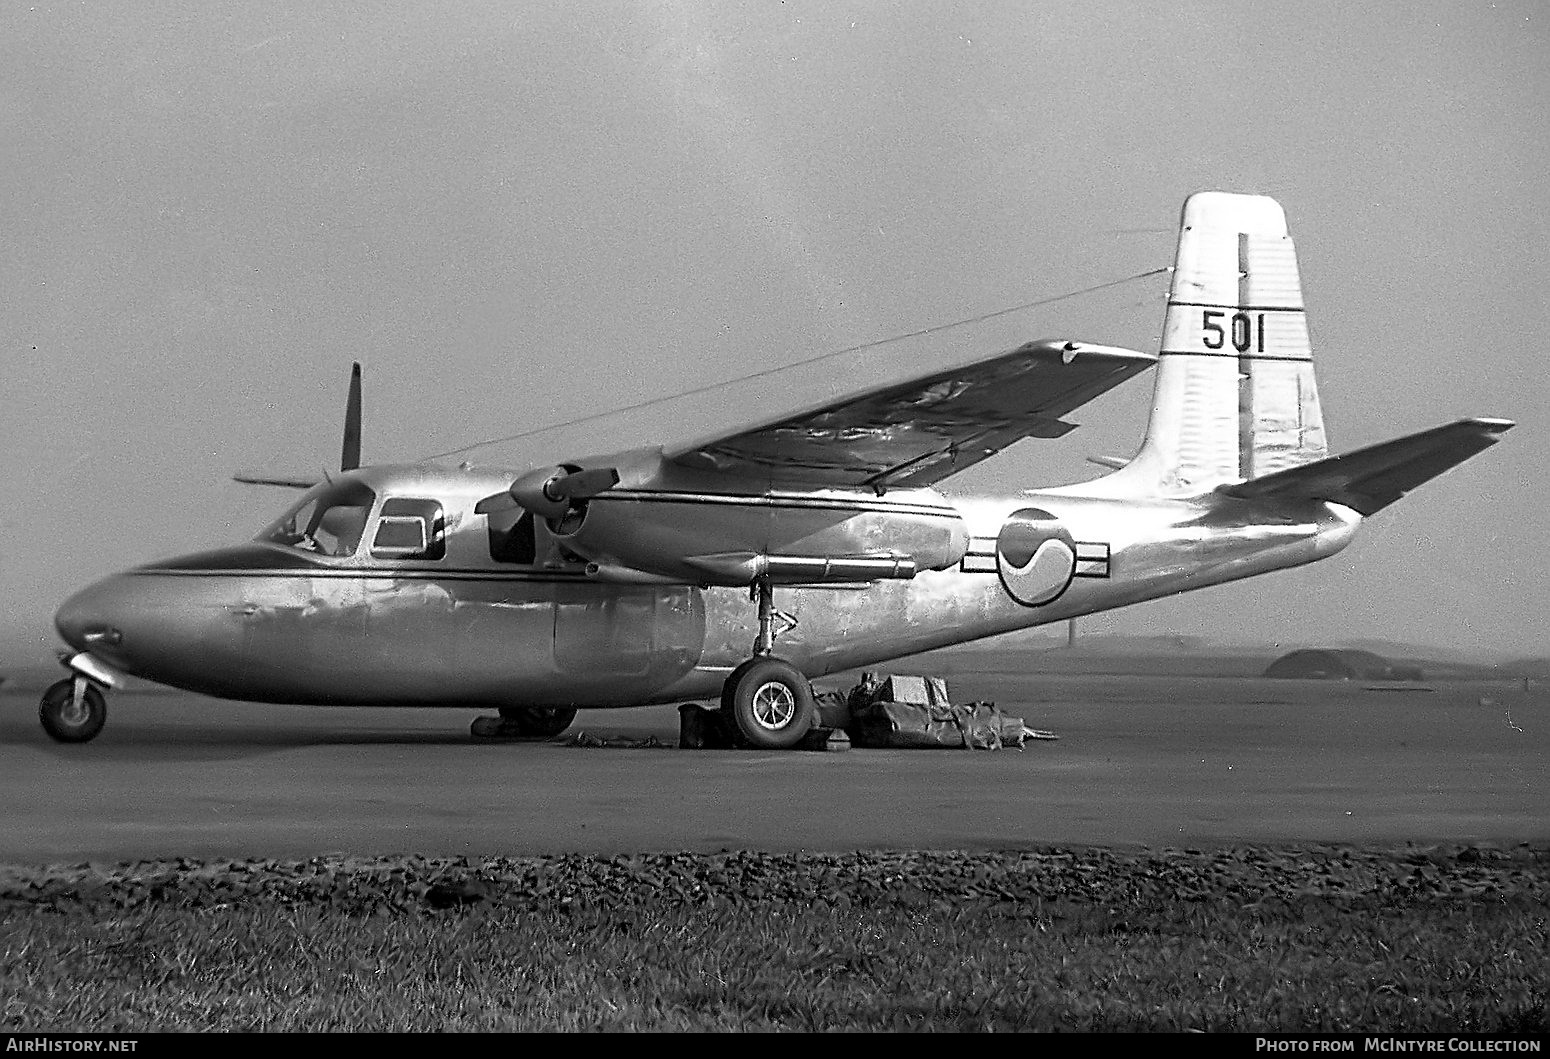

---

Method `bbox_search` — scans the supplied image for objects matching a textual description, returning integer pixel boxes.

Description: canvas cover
[848,699,1029,750]
[842,673,1031,749]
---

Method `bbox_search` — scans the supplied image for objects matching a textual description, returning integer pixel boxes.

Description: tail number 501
[1202,309,1266,353]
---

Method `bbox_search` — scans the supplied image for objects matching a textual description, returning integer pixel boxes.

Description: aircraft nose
[53,558,253,691]
[54,578,129,657]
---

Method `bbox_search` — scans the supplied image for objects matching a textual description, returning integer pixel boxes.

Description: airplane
[41,192,1513,748]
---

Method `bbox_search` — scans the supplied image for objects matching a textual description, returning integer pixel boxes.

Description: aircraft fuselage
[53,463,1360,709]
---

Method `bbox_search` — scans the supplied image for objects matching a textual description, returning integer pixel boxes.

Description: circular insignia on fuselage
[996,507,1077,607]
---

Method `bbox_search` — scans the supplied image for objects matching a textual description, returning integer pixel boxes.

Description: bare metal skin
[43,192,1511,745]
[53,466,1359,708]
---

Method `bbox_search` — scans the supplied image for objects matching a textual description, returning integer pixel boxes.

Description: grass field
[4,847,1545,1032]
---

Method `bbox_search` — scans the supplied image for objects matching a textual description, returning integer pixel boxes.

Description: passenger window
[371,498,445,560]
[487,507,537,564]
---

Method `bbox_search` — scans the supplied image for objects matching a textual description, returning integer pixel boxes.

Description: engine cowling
[550,485,968,586]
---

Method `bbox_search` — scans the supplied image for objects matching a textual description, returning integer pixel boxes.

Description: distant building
[1264,648,1423,681]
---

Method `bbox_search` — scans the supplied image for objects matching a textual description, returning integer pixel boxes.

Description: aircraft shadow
[10,727,597,762]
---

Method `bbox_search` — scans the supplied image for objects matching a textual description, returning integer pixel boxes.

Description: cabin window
[258,480,377,558]
[487,507,537,564]
[371,498,445,560]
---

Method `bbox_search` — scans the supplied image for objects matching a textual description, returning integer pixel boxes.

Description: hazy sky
[3,1,1546,668]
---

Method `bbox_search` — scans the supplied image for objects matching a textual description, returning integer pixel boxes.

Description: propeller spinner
[474,465,620,519]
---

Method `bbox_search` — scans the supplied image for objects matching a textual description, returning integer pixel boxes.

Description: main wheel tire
[724,657,815,750]
[496,705,577,738]
[39,679,107,743]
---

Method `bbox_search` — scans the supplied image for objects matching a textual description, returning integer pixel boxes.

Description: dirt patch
[2,844,1543,916]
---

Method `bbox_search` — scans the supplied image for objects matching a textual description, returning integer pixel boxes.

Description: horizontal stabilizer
[233,471,324,489]
[1221,418,1513,515]
[1085,454,1129,471]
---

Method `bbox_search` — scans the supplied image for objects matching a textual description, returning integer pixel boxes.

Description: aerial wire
[423,264,1171,461]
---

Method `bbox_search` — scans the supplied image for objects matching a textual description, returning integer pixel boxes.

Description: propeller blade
[341,362,362,472]
[473,491,520,515]
[549,466,620,500]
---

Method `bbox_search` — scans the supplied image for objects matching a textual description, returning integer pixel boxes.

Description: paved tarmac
[1,672,1545,865]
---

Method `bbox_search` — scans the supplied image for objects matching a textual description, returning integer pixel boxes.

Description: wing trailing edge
[1220,417,1514,515]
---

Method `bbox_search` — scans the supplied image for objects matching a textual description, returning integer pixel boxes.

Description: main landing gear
[720,578,815,750]
[39,676,107,743]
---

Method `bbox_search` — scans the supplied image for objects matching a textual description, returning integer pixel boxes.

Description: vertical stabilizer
[1087,192,1327,497]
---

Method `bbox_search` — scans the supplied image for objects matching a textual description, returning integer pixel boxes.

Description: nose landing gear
[39,676,107,743]
[720,578,814,750]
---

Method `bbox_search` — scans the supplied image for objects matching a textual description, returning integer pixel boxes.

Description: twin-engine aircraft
[43,192,1512,747]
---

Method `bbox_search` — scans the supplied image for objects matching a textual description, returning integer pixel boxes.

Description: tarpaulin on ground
[839,672,1038,749]
[847,697,1031,749]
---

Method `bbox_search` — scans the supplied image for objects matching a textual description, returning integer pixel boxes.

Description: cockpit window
[258,480,376,558]
[371,498,445,561]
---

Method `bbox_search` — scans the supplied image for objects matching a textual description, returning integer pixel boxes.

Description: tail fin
[1091,191,1327,496]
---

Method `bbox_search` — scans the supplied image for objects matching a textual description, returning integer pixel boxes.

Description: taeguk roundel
[996,508,1078,606]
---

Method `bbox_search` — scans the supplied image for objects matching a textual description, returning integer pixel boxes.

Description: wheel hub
[750,680,797,730]
[60,694,90,727]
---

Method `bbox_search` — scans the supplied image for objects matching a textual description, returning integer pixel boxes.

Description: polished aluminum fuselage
[54,462,1359,709]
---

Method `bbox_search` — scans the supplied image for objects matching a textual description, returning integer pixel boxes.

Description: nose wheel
[39,677,107,743]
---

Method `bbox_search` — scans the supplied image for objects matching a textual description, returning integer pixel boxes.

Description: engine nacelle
[549,481,969,586]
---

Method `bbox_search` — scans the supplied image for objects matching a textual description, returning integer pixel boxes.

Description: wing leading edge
[667,339,1154,490]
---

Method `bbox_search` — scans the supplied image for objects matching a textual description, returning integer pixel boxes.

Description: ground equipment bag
[847,692,1030,750]
[677,703,741,749]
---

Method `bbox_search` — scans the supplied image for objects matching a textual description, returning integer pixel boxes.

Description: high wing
[666,339,1155,490]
